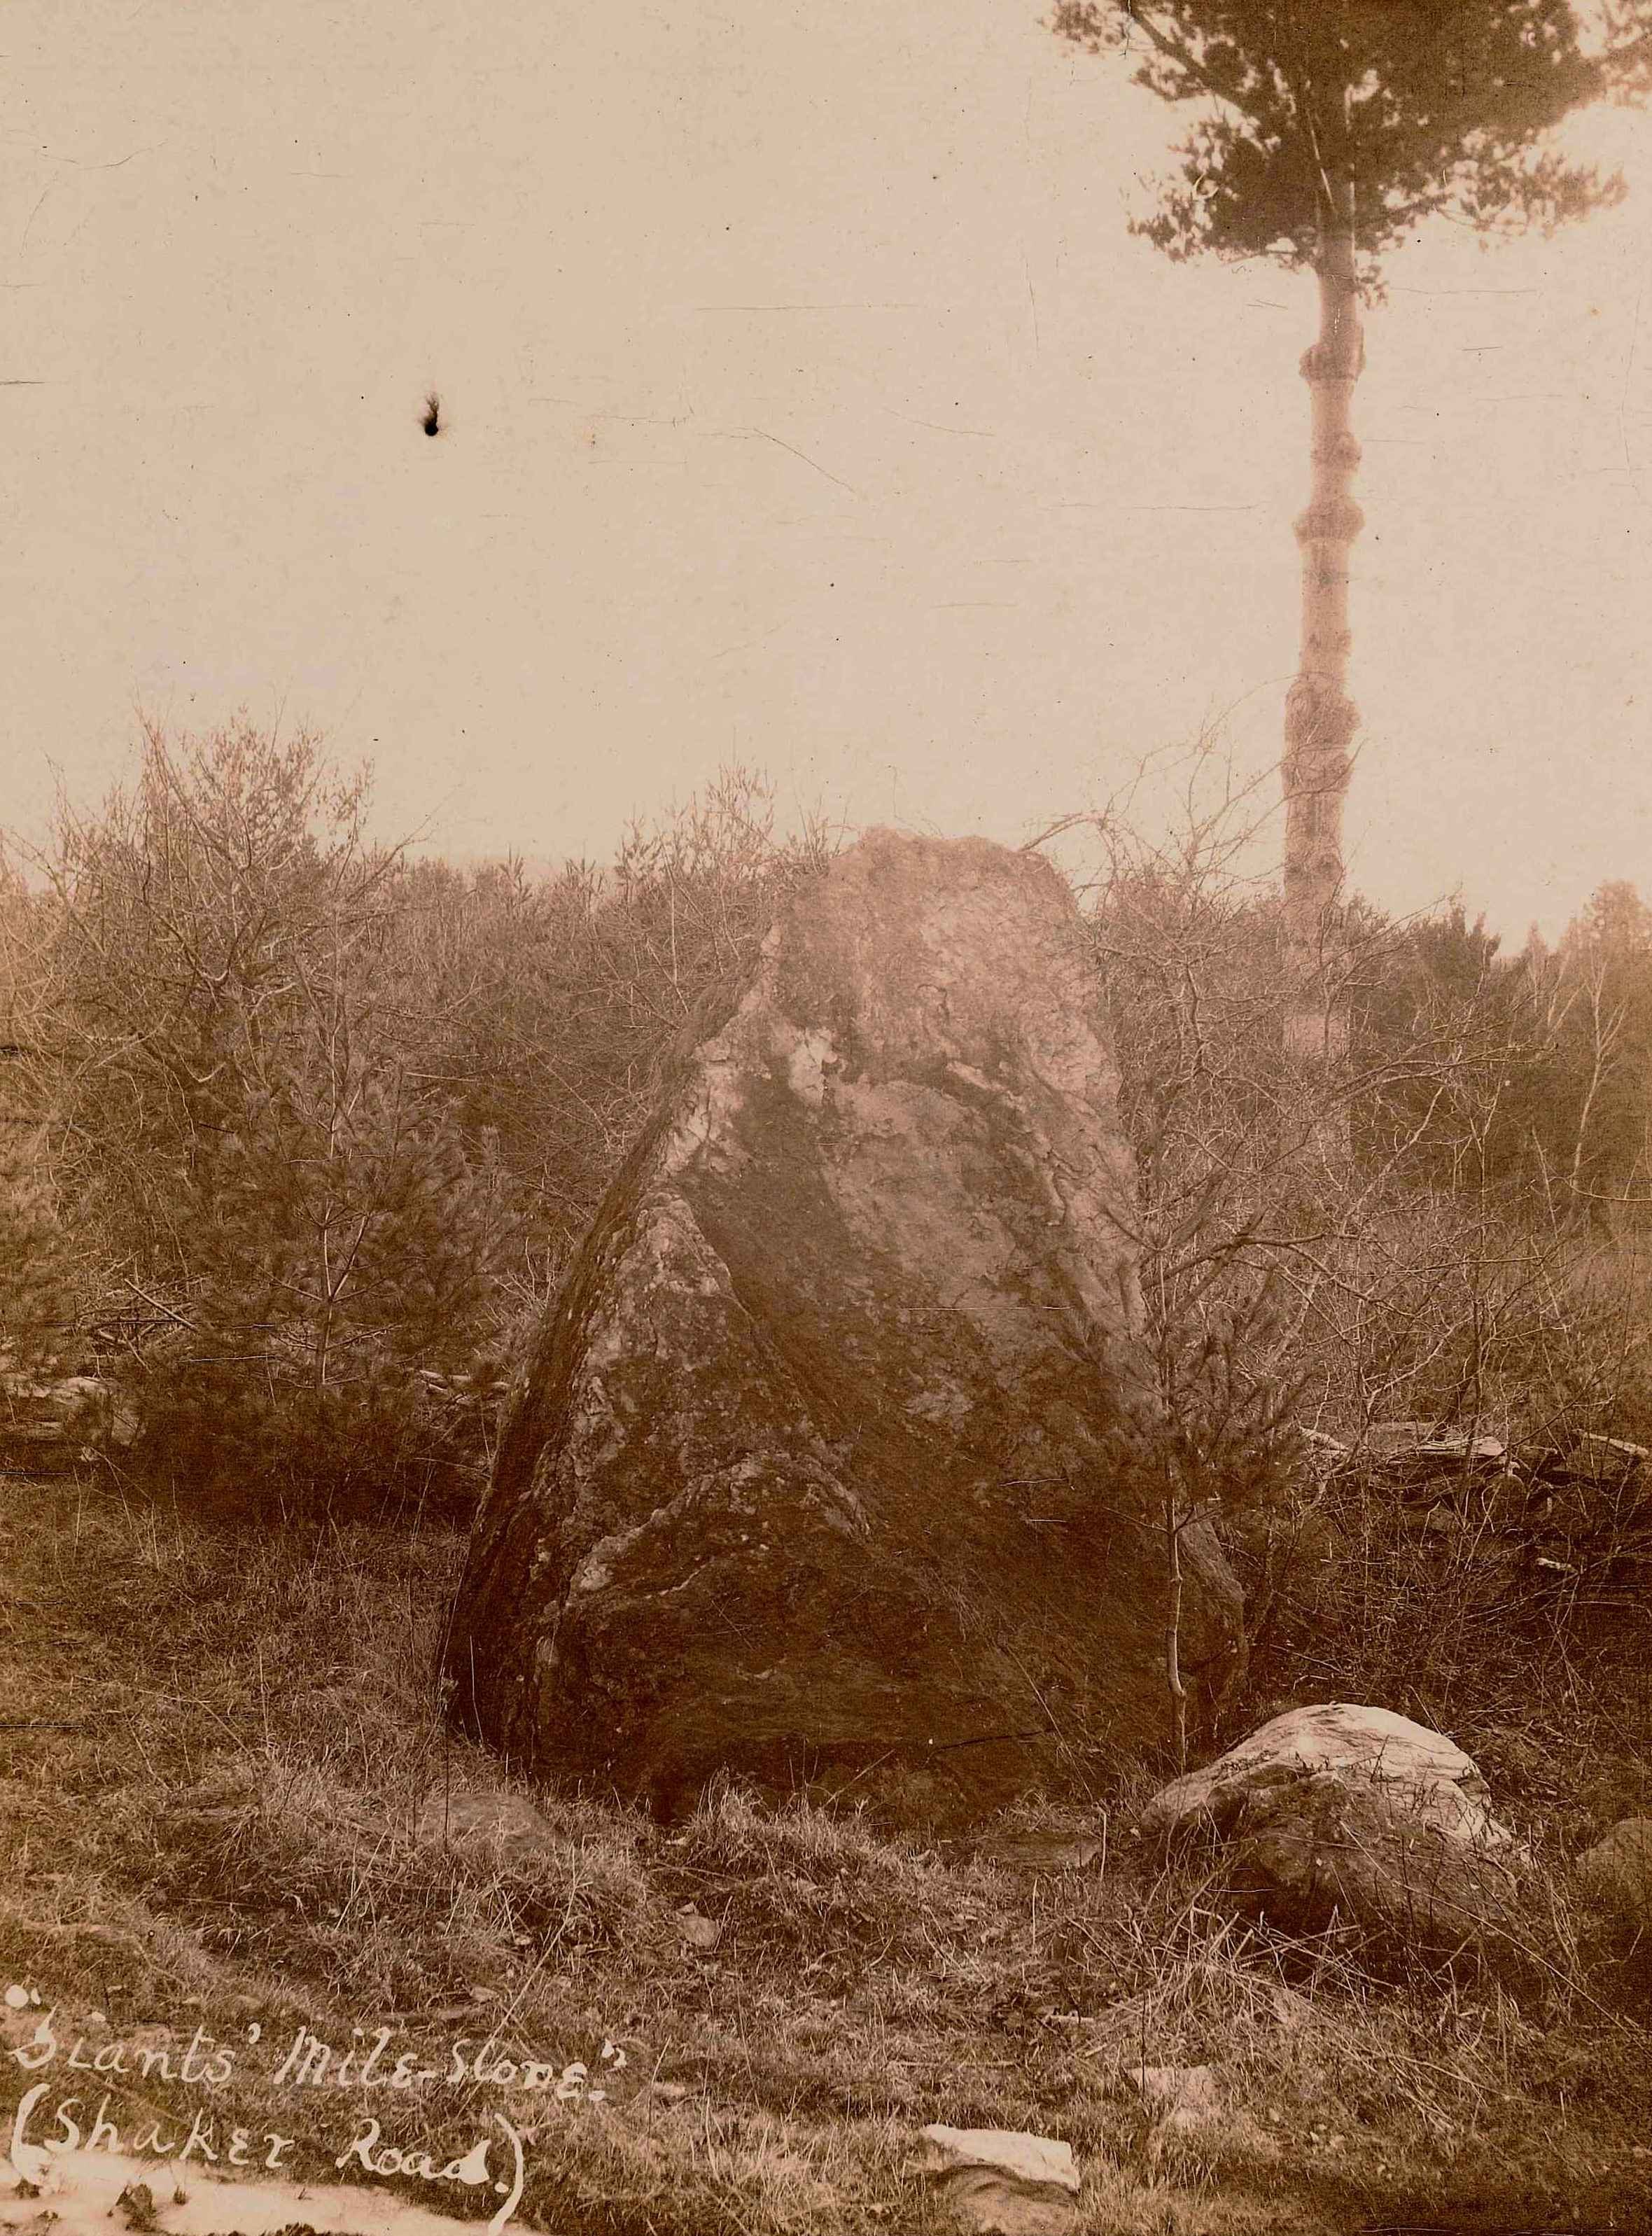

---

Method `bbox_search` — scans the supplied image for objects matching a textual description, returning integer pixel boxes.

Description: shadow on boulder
[444,831,1245,1828]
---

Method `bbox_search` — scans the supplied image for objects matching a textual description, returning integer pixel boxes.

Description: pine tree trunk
[1283,200,1364,1081]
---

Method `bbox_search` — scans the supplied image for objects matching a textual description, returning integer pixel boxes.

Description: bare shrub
[13,718,512,1513]
[372,768,834,1309]
[0,859,87,1381]
[6,736,832,1514]
[1048,732,1652,1766]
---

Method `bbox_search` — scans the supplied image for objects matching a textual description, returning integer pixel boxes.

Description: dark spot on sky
[422,392,442,438]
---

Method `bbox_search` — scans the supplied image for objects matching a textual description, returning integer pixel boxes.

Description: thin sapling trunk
[1283,197,1364,1081]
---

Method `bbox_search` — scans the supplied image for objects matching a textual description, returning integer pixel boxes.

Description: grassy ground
[2,1467,1650,2235]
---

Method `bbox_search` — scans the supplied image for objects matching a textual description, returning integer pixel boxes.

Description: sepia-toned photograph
[5,4,1652,2231]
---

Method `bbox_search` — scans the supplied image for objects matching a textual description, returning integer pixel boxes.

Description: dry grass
[2,1469,1650,2235]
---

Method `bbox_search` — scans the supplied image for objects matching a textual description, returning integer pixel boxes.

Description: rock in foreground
[1128,2062,1224,2132]
[0,1373,136,1474]
[445,831,1242,1824]
[1142,1703,1510,1845]
[1576,1817,1652,1930]
[1141,1703,1527,1966]
[918,2125,1080,2236]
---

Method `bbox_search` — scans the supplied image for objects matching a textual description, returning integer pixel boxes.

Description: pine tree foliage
[1051,0,1651,1079]
[1051,1,1645,267]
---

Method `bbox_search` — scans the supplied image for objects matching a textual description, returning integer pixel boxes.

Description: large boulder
[1140,1704,1527,1967]
[445,830,1242,1824]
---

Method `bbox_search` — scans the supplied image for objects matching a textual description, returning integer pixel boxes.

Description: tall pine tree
[1053,1,1650,1079]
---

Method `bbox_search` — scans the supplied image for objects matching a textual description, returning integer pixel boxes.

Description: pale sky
[4,0,1651,943]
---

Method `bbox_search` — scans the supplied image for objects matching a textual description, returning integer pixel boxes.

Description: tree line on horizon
[1,720,1649,1517]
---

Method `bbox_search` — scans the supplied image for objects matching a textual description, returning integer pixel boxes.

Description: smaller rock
[1266,1983,1312,2032]
[1298,1427,1347,1462]
[674,1906,723,1952]
[1365,1422,1504,1469]
[1140,1704,1528,1969]
[114,2183,158,2232]
[0,1371,138,1472]
[918,2125,1079,2236]
[414,1785,556,1861]
[1557,1432,1647,1479]
[1140,1703,1510,1847]
[1576,1817,1652,1928]
[45,1374,116,1420]
[1129,2063,1222,2132]
[970,1831,1105,1874]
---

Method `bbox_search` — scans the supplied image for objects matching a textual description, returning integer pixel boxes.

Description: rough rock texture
[1576,1817,1652,1929]
[1140,1704,1527,1966]
[446,831,1242,1824]
[969,1828,1107,1875]
[0,1373,137,1474]
[918,2125,1080,2236]
[1129,2064,1224,2132]
[1141,1703,1508,1845]
[1126,2064,1281,2167]
[412,1785,559,1862]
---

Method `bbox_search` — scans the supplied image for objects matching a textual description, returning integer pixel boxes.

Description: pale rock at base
[1141,1702,1510,1845]
[0,1371,137,1474]
[1140,1703,1527,1964]
[918,2125,1080,2236]
[412,1785,557,1862]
